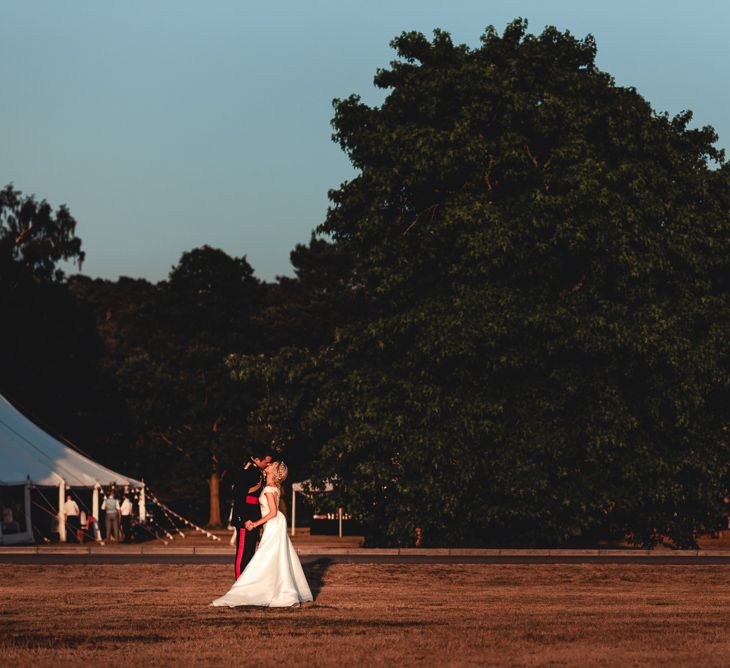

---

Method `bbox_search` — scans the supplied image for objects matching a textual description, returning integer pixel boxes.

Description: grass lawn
[1,562,729,666]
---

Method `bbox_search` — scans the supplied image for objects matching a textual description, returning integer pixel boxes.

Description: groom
[230,448,273,579]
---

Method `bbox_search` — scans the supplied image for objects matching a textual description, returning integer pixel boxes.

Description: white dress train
[212,485,313,608]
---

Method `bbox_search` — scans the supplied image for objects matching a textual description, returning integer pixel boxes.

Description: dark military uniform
[230,459,265,579]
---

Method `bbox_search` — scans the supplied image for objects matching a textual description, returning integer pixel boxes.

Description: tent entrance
[0,482,32,545]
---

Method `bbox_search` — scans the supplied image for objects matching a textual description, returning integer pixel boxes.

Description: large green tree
[0,184,84,282]
[67,275,159,470]
[155,246,263,525]
[0,185,100,440]
[234,20,730,547]
[71,247,264,525]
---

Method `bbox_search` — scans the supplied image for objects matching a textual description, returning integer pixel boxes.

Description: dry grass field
[2,561,730,666]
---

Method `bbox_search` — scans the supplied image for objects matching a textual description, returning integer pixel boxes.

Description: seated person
[1,505,20,534]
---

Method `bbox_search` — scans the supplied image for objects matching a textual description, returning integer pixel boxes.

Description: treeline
[3,20,730,547]
[0,202,361,524]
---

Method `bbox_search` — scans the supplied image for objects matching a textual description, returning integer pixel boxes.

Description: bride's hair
[271,460,288,487]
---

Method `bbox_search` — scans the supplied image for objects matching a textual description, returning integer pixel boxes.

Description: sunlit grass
[2,562,729,666]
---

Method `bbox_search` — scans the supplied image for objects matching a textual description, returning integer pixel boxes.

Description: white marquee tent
[0,393,145,545]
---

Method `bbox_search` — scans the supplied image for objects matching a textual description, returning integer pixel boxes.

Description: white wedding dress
[211,485,313,608]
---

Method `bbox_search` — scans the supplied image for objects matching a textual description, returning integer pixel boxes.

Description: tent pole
[139,483,146,522]
[92,484,100,524]
[24,480,33,543]
[291,488,296,537]
[92,485,102,542]
[58,480,66,542]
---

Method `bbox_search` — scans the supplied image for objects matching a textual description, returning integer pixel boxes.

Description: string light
[144,514,173,542]
[147,490,221,541]
[151,499,186,539]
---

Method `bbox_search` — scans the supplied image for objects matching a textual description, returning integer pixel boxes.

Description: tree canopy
[233,20,730,547]
[69,247,264,524]
[0,185,99,441]
[0,184,83,283]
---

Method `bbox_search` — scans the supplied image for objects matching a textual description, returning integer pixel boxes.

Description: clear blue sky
[2,1,728,283]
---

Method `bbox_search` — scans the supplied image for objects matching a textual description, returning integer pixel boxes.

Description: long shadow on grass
[302,558,332,600]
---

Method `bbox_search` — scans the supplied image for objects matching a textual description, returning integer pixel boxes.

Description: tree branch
[524,143,539,168]
[483,155,497,191]
[559,273,587,298]
[402,203,439,236]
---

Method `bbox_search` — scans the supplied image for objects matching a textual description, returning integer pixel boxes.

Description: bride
[211,460,313,608]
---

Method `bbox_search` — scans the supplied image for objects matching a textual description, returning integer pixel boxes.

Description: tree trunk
[208,472,222,527]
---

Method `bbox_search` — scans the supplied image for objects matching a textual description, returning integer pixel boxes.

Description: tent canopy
[0,394,142,488]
